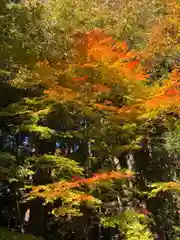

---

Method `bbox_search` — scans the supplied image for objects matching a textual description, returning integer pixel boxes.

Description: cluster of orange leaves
[144,68,180,110]
[71,194,95,202]
[40,29,180,119]
[75,29,149,81]
[41,29,148,98]
[163,181,180,190]
[30,170,133,202]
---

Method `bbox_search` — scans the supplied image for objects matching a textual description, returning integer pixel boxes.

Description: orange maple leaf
[127,60,140,69]
[165,88,179,96]
[72,75,88,82]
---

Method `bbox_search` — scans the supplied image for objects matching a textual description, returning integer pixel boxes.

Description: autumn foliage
[37,29,179,123]
[30,29,180,211]
[30,170,133,202]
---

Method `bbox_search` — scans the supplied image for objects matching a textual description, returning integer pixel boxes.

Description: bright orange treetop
[36,29,179,121]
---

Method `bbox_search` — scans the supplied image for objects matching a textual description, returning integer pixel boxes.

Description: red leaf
[127,60,140,69]
[72,175,83,181]
[72,75,88,82]
[165,88,179,96]
[140,208,150,215]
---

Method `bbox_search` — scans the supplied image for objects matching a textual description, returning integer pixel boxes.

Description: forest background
[0,0,179,239]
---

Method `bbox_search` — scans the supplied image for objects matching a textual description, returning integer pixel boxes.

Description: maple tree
[22,27,179,239]
[33,29,179,121]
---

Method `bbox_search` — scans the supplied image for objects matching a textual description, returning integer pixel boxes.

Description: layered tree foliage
[0,0,179,239]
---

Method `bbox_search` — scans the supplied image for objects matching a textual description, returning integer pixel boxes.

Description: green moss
[0,228,42,240]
